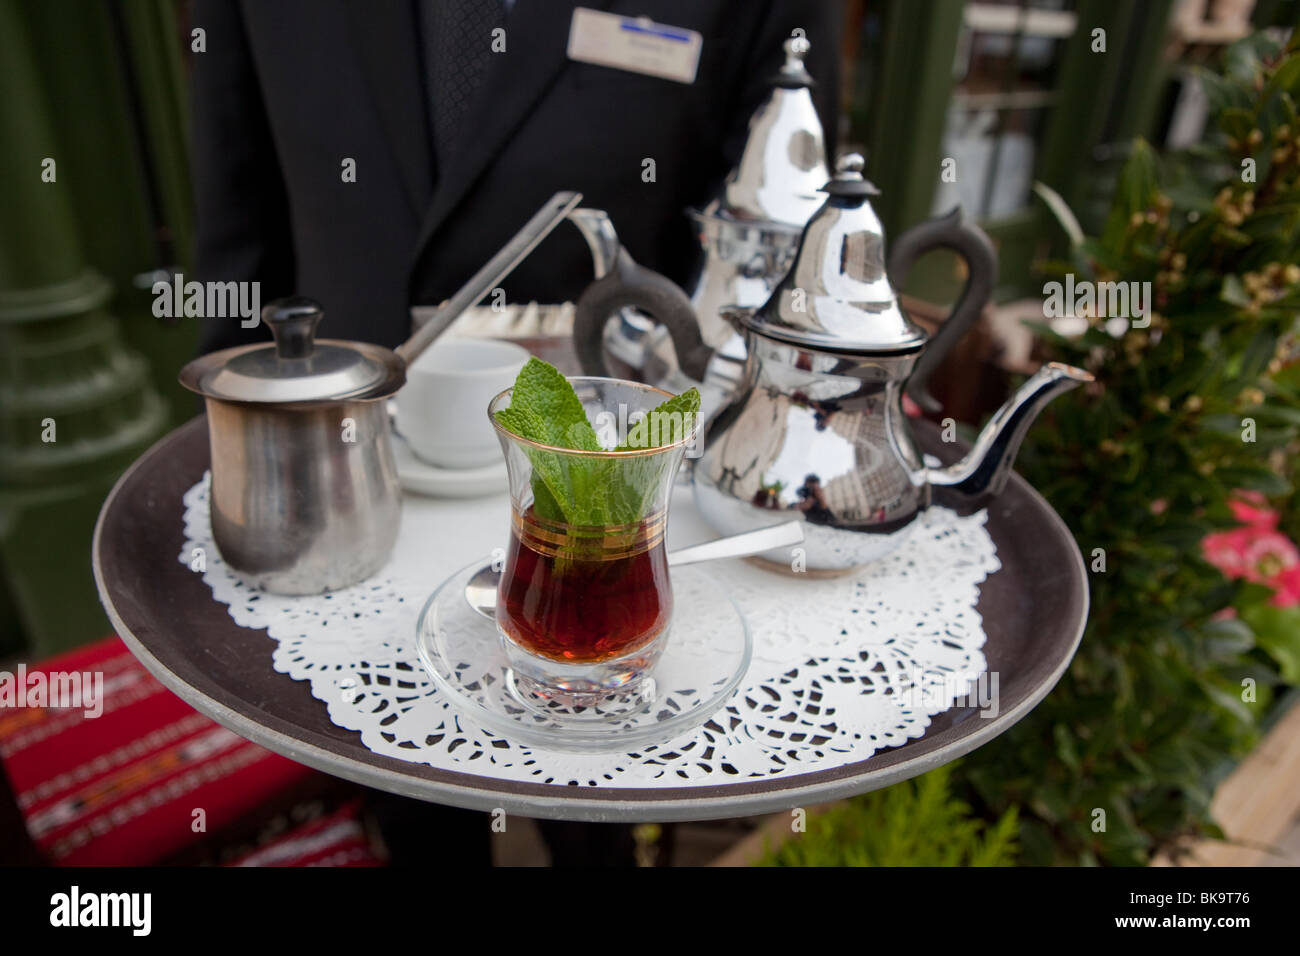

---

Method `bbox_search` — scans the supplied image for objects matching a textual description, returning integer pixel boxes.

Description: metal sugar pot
[686,155,1094,571]
[178,192,594,594]
[179,299,406,594]
[574,36,828,400]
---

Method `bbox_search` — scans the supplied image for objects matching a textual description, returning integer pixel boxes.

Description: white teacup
[395,338,529,469]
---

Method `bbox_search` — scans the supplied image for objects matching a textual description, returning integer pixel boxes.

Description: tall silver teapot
[574,36,829,407]
[685,35,829,355]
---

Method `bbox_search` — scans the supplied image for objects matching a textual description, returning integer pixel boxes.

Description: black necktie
[424,0,507,168]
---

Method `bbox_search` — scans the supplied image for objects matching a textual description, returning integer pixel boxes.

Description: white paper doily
[178,473,1000,787]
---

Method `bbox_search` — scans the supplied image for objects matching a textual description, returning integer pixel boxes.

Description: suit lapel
[344,0,434,215]
[410,0,616,270]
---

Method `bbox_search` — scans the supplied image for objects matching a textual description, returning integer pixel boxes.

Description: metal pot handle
[569,210,710,382]
[886,207,998,414]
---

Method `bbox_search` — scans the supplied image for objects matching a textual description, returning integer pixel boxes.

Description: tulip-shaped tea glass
[488,377,698,705]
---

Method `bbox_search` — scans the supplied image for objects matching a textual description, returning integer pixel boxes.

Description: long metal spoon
[394,191,583,366]
[464,520,804,619]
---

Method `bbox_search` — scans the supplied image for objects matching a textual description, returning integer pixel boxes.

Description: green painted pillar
[860,0,967,241]
[0,0,167,657]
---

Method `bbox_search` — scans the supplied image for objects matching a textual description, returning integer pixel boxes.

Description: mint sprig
[493,357,601,451]
[494,358,699,527]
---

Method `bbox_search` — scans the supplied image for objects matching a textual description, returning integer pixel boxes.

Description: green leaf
[563,420,602,452]
[1102,140,1160,250]
[1223,38,1268,84]
[1237,329,1280,382]
[615,386,700,450]
[1241,604,1300,681]
[1213,465,1289,495]
[1032,181,1085,247]
[1251,404,1300,427]
[1197,67,1249,115]
[1202,617,1256,659]
[1220,274,1251,306]
[494,357,699,529]
[529,476,566,523]
[1053,724,1080,771]
[1201,413,1245,436]
[1263,50,1300,102]
[1217,107,1255,144]
[495,357,599,450]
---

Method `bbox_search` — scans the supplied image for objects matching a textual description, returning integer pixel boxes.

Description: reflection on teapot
[694,336,1091,570]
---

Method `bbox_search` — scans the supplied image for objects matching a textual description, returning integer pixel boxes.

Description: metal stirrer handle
[395,191,584,366]
[667,520,805,567]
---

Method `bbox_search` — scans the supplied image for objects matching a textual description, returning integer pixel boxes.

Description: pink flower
[1269,565,1300,608]
[1241,529,1300,585]
[1201,489,1300,609]
[1203,525,1300,582]
[1202,527,1254,578]
[1227,491,1279,529]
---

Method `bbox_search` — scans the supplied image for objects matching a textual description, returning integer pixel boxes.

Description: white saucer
[392,431,510,498]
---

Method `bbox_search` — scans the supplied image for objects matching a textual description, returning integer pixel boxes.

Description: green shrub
[756,765,1019,867]
[962,31,1300,865]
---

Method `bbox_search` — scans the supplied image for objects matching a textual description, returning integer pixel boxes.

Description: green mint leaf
[493,358,595,524]
[526,450,573,523]
[493,359,698,529]
[495,357,598,448]
[528,476,566,523]
[567,456,611,526]
[616,387,701,450]
[563,420,602,452]
[493,404,547,445]
[599,387,698,524]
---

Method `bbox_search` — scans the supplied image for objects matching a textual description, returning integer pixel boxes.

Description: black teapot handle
[572,248,712,382]
[886,207,998,414]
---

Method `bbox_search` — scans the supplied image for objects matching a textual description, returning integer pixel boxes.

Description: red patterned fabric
[225,799,383,867]
[0,636,316,866]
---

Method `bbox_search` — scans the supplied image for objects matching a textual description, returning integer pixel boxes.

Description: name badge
[567,8,702,85]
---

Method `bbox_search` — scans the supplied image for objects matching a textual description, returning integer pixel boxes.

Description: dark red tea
[496,507,672,663]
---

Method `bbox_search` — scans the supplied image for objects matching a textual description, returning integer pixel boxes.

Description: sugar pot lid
[178,297,406,404]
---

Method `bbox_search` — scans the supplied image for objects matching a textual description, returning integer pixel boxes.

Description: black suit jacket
[191,0,841,354]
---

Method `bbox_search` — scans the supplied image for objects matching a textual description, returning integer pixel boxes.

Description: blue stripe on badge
[619,21,692,43]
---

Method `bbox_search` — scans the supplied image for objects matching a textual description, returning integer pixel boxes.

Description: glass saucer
[414,559,752,753]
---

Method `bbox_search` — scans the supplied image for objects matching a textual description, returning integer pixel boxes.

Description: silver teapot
[579,155,1092,571]
[684,35,829,354]
[574,36,829,408]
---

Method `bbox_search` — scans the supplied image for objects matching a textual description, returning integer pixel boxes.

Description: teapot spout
[928,362,1094,499]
